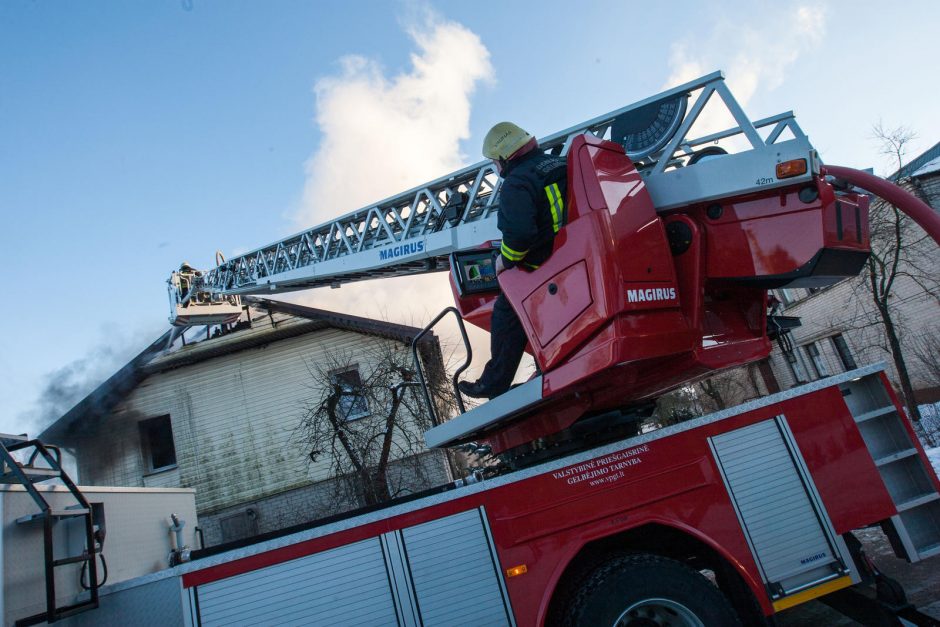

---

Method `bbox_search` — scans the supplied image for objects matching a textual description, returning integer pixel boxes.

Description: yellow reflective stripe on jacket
[500,241,528,261]
[545,182,565,233]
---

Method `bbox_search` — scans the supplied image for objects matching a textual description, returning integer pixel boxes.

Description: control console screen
[451,249,500,296]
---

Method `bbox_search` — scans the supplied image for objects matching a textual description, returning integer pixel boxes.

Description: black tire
[562,553,742,627]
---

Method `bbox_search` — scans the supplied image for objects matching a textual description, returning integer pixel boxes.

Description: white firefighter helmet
[482,122,534,161]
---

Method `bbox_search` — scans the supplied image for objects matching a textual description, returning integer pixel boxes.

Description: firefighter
[458,122,567,399]
[177,262,202,305]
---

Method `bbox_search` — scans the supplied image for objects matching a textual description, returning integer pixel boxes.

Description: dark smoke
[23,328,168,436]
[29,348,124,432]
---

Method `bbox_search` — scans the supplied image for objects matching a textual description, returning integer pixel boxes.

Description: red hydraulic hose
[821,164,940,247]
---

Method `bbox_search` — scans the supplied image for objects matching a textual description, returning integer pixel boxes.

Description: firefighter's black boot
[458,380,501,399]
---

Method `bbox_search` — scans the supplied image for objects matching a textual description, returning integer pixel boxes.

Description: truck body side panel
[782,386,897,533]
[168,366,936,626]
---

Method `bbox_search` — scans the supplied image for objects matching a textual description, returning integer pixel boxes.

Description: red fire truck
[62,365,940,626]
[157,72,940,626]
[9,72,940,625]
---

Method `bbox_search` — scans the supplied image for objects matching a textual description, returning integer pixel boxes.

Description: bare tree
[293,335,458,510]
[650,363,769,431]
[653,385,702,428]
[698,367,766,412]
[909,328,940,445]
[910,327,940,386]
[838,124,940,426]
[697,378,727,412]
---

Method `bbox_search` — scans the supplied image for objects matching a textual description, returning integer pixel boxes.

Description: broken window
[331,367,370,420]
[139,415,177,472]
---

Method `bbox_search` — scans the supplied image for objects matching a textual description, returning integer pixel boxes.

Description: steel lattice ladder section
[1,433,100,625]
[174,71,818,304]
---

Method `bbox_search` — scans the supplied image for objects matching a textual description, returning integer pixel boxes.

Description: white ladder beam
[189,72,818,297]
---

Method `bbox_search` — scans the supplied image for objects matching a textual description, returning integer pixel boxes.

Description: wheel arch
[541,520,769,626]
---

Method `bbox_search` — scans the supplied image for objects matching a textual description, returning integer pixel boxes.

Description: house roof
[39,299,438,442]
[911,155,940,179]
[892,140,940,180]
[145,298,432,373]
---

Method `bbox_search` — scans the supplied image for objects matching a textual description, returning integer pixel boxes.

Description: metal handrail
[411,307,473,425]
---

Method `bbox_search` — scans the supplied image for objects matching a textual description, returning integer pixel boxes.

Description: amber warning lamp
[776,158,808,179]
[505,564,528,578]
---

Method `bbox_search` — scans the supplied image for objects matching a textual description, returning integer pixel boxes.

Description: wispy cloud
[665,5,827,138]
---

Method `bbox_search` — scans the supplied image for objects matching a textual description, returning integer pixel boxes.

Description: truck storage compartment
[191,508,513,627]
[839,373,940,561]
[709,418,848,599]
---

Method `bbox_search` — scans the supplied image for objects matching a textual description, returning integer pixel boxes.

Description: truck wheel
[563,554,741,627]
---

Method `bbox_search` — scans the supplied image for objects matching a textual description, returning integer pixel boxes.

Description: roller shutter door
[196,537,397,626]
[711,418,844,594]
[402,509,511,626]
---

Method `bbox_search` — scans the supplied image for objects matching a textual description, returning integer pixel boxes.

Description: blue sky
[1,0,937,436]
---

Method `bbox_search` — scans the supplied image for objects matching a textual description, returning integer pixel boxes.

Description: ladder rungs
[874,448,918,467]
[3,435,101,627]
[896,492,940,512]
[916,543,940,560]
[14,600,99,627]
[15,507,90,524]
[53,600,100,620]
[0,467,60,484]
[53,553,92,567]
[1,432,29,446]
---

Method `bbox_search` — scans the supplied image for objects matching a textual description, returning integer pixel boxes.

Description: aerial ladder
[168,71,940,463]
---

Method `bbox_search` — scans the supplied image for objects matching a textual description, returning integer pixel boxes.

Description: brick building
[40,299,455,546]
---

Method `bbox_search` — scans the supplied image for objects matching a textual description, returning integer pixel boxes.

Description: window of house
[331,367,370,420]
[785,350,809,384]
[831,334,858,370]
[139,415,177,473]
[804,342,829,378]
[778,289,795,306]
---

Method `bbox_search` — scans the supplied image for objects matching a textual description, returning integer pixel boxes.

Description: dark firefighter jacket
[497,151,568,269]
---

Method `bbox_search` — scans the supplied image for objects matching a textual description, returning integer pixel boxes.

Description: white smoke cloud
[287,14,496,373]
[665,5,827,140]
[295,17,492,228]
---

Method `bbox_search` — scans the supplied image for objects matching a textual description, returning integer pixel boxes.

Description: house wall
[768,275,936,390]
[196,451,452,547]
[67,325,450,520]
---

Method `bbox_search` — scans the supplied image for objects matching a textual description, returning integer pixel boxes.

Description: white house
[40,299,455,546]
